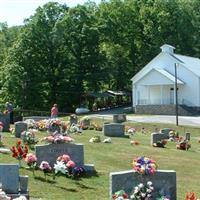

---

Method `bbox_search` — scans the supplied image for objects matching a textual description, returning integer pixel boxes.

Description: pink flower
[63,136,74,142]
[66,160,76,168]
[57,154,71,163]
[39,161,52,172]
[47,135,54,142]
[25,153,37,164]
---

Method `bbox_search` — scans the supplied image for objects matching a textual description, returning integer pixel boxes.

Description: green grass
[1,120,200,200]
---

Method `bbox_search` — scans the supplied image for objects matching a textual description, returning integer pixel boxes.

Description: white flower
[134,186,139,193]
[147,194,152,197]
[147,189,152,193]
[54,161,67,174]
[150,186,154,191]
[138,183,144,188]
[147,181,152,186]
[141,193,146,197]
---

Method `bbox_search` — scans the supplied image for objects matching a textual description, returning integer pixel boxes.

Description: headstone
[14,121,28,138]
[110,170,176,200]
[185,132,190,141]
[103,123,125,137]
[151,132,169,146]
[70,114,78,125]
[19,176,28,193]
[35,143,84,167]
[23,116,49,122]
[0,164,19,193]
[113,114,126,123]
[0,114,10,132]
[160,128,172,138]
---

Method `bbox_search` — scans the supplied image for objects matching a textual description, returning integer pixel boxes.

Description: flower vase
[18,160,22,168]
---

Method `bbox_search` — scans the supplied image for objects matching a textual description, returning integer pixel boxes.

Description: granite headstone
[113,114,126,123]
[185,132,190,141]
[0,114,10,132]
[103,123,125,137]
[35,143,84,167]
[0,164,19,194]
[14,121,28,138]
[110,170,176,200]
[151,132,169,146]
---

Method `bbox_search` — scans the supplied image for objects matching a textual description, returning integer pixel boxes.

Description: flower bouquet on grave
[93,123,103,131]
[0,122,3,132]
[10,139,28,167]
[176,140,191,150]
[185,192,199,200]
[39,161,52,181]
[46,119,62,133]
[37,120,48,131]
[41,131,74,144]
[132,156,157,175]
[130,181,154,200]
[153,140,167,148]
[21,129,38,147]
[130,140,140,145]
[25,153,37,177]
[56,154,86,178]
[112,190,129,200]
[89,136,101,143]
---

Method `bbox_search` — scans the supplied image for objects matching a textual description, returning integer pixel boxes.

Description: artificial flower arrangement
[0,122,3,132]
[24,119,37,129]
[25,153,37,177]
[46,119,62,133]
[68,124,83,134]
[176,139,191,150]
[132,156,157,175]
[153,140,167,148]
[93,123,103,131]
[41,131,74,144]
[80,116,90,130]
[130,140,140,145]
[21,129,38,146]
[127,127,136,135]
[54,154,86,178]
[37,120,48,131]
[185,192,199,200]
[89,136,101,143]
[130,181,154,200]
[10,139,28,167]
[112,190,129,200]
[39,161,52,180]
[0,188,27,200]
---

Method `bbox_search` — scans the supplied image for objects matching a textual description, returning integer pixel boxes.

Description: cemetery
[0,114,200,199]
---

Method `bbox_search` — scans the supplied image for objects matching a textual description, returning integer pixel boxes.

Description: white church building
[131,44,200,115]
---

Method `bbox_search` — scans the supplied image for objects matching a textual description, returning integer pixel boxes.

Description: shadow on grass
[74,181,94,190]
[34,176,56,184]
[55,185,77,192]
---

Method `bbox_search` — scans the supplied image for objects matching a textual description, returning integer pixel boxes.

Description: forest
[0,0,200,112]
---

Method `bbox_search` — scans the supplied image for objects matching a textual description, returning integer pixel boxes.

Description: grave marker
[14,121,27,138]
[35,143,84,167]
[110,170,176,200]
[103,123,125,137]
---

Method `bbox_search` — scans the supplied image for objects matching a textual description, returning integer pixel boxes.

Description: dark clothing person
[6,102,14,124]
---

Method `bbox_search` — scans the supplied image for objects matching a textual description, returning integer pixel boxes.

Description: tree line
[0,0,200,112]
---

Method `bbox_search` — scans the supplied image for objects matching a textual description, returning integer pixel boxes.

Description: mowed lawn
[1,120,200,200]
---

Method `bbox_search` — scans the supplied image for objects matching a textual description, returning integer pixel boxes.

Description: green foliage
[1,0,200,110]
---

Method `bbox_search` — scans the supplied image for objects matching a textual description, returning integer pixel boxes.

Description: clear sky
[0,0,100,27]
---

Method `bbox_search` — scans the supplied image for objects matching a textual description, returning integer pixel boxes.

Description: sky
[0,0,100,27]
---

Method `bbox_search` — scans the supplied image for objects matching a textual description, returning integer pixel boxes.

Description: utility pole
[174,63,179,126]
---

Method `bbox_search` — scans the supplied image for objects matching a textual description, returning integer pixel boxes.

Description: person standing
[51,104,58,118]
[6,102,14,124]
